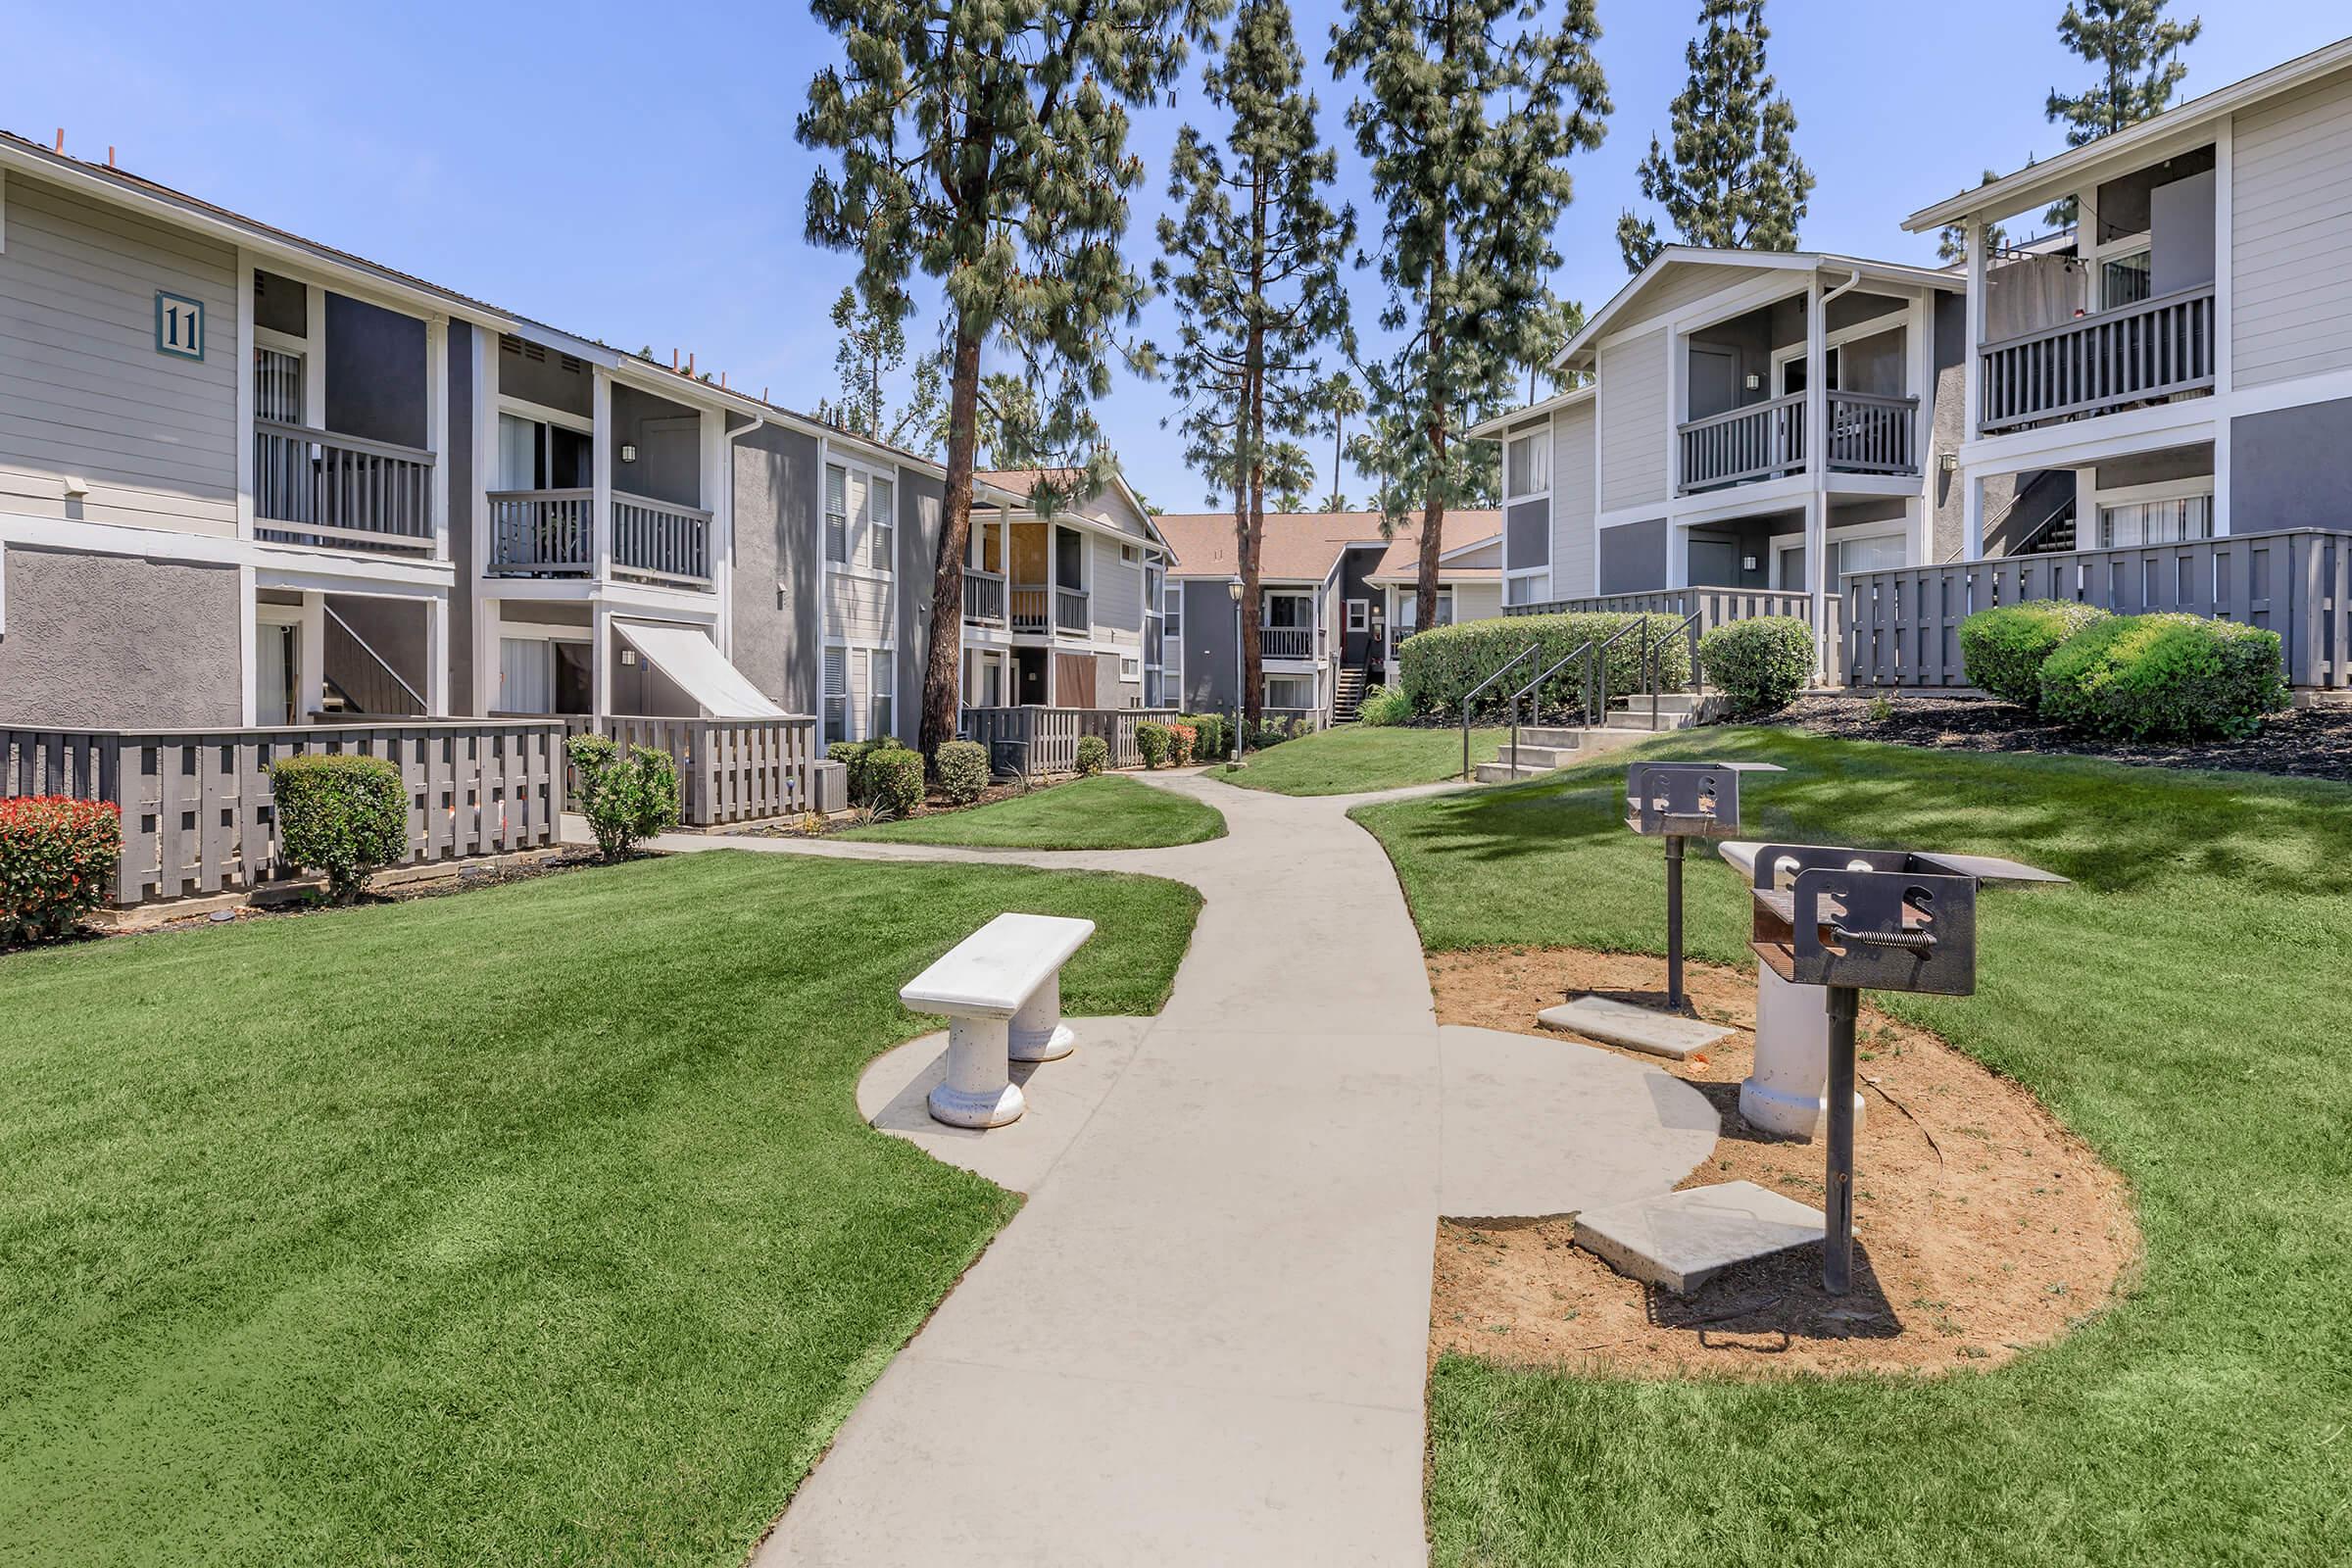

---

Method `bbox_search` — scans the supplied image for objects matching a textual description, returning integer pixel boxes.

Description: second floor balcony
[486,489,712,588]
[1009,583,1090,636]
[254,420,438,554]
[1978,283,2215,435]
[1677,389,1922,493]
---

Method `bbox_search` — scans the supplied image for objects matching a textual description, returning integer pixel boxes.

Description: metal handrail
[1505,639,1593,774]
[1584,617,1649,730]
[1461,643,1541,780]
[1642,611,1703,731]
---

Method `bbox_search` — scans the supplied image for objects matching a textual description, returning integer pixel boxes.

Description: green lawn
[0,851,1199,1566]
[1354,732,2352,1567]
[841,773,1227,849]
[1214,722,1505,796]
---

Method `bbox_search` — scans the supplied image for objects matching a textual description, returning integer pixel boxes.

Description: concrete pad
[1573,1179,1828,1296]
[1537,994,1734,1060]
[857,1017,1153,1195]
[1437,1025,1716,1219]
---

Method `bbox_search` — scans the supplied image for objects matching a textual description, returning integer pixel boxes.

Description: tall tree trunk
[1241,155,1268,733]
[1416,220,1447,639]
[921,316,984,764]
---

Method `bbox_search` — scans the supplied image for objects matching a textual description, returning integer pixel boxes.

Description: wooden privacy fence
[1843,527,2352,690]
[1,718,565,906]
[962,707,1180,774]
[600,715,819,825]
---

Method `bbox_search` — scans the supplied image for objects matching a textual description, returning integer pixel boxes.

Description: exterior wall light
[620,443,638,464]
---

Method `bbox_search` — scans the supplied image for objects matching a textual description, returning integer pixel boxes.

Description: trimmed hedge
[1075,735,1109,776]
[2038,612,2287,740]
[1398,612,1693,719]
[564,736,681,861]
[1698,616,1814,717]
[865,746,925,816]
[1356,684,1412,726]
[1178,712,1228,760]
[270,753,409,898]
[1136,721,1170,769]
[936,739,990,805]
[1960,601,2114,709]
[1,795,122,944]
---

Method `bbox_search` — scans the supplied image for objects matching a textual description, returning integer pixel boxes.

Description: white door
[498,637,556,714]
[255,622,298,725]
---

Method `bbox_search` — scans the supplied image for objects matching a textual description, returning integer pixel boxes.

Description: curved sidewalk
[664,774,1712,1565]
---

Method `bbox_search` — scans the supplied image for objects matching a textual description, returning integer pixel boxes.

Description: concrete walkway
[635,774,1713,1565]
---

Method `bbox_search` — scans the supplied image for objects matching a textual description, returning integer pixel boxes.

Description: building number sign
[154,291,205,361]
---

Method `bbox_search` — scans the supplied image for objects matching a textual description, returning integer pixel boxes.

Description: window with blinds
[868,476,895,571]
[255,347,304,425]
[822,646,848,739]
[825,466,849,563]
[867,649,894,740]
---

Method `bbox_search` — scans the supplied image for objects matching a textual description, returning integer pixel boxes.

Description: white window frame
[1772,319,1907,399]
[821,644,849,744]
[2088,226,2154,313]
[866,647,895,740]
[824,455,897,579]
[867,472,896,572]
[1504,569,1551,608]
[1346,598,1369,633]
[1504,430,1550,501]
[2090,475,2216,549]
[1764,521,1910,591]
[1263,673,1315,711]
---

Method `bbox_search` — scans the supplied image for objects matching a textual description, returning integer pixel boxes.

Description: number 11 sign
[154,291,205,361]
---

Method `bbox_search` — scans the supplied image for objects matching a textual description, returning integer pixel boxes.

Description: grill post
[1823,983,1860,1294]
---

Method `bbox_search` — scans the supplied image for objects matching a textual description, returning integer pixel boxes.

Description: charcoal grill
[1624,760,1782,1011]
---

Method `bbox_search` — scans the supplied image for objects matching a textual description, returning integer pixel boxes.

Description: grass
[0,851,1199,1566]
[1214,722,1506,796]
[1353,731,2352,1567]
[840,773,1227,849]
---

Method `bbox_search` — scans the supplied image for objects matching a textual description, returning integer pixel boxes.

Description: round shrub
[1075,735,1109,776]
[1698,615,1815,717]
[1959,600,2114,709]
[2038,612,2287,740]
[1355,684,1413,726]
[1165,721,1198,767]
[865,745,925,817]
[936,739,990,805]
[270,752,409,899]
[1179,712,1228,760]
[1136,721,1170,768]
[564,735,681,861]
[1397,612,1692,719]
[827,739,876,803]
[1,796,122,943]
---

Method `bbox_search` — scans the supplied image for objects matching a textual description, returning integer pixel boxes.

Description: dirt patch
[1772,692,2352,785]
[1427,947,2140,1379]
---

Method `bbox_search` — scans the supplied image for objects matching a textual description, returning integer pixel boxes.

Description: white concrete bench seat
[901,912,1096,1128]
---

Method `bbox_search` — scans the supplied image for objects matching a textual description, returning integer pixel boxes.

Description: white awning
[612,619,785,718]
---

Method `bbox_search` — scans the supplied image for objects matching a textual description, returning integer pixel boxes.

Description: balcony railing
[963,567,1007,624]
[1979,284,2215,435]
[1010,583,1050,633]
[1259,624,1313,660]
[253,420,437,552]
[1054,586,1089,634]
[1828,391,1920,474]
[485,489,711,587]
[1678,392,1803,492]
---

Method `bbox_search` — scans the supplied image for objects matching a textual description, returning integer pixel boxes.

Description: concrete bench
[901,911,1096,1128]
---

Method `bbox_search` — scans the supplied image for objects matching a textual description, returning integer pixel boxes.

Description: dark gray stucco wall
[1180,578,1241,710]
[1931,294,1968,561]
[324,292,428,450]
[896,466,945,746]
[1684,518,1775,587]
[610,384,701,508]
[254,268,307,336]
[2094,443,2213,491]
[2233,400,2352,530]
[447,319,477,712]
[496,338,593,417]
[1339,545,1383,669]
[1598,517,1669,593]
[0,547,241,725]
[729,420,821,712]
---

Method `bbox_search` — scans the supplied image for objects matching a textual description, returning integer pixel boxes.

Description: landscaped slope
[843,773,1226,849]
[1354,731,2352,1567]
[1215,723,1504,796]
[0,851,1199,1566]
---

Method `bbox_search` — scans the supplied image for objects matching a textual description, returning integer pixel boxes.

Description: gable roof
[1157,509,1501,584]
[1904,35,2352,232]
[975,466,1165,548]
[1556,247,1961,369]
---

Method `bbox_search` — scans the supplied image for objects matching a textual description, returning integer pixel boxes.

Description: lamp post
[1225,577,1244,764]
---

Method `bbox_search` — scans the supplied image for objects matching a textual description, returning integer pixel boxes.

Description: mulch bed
[1769,693,2352,784]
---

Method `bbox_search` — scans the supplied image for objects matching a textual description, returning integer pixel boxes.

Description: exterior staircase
[1473,694,1702,783]
[1333,664,1368,722]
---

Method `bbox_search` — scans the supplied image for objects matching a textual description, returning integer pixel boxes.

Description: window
[868,475,896,570]
[497,413,592,490]
[867,649,894,740]
[2100,244,2153,311]
[1396,590,1453,630]
[1163,583,1183,637]
[1265,674,1314,711]
[1263,592,1310,629]
[1505,431,1549,499]
[822,646,848,740]
[1833,534,1909,581]
[828,467,852,562]
[2098,493,2212,549]
[1120,655,1142,681]
[1054,525,1085,588]
[1122,543,1143,564]
[256,346,304,425]
[1346,599,1369,633]
[1505,573,1548,608]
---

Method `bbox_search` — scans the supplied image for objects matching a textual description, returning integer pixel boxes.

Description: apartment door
[1054,651,1097,707]
[1688,345,1742,420]
[254,620,299,725]
[1014,648,1048,705]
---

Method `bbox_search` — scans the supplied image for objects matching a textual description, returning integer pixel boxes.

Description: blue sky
[3,1,2340,511]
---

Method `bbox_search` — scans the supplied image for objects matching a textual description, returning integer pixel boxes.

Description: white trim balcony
[1978,284,2214,436]
[253,420,437,554]
[486,488,713,588]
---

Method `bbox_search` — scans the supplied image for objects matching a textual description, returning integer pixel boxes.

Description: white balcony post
[591,604,612,721]
[234,251,256,541]
[1805,277,1830,674]
[426,318,448,562]
[303,284,327,431]
[298,591,326,723]
[1963,218,1986,440]
[590,368,613,584]
[425,594,450,715]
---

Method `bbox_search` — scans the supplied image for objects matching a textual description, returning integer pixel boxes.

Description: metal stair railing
[1460,643,1542,780]
[1584,617,1649,734]
[1502,640,1595,773]
[1641,610,1704,732]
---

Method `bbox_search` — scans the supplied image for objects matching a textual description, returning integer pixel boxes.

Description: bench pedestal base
[1740,965,1866,1139]
[927,1016,1027,1128]
[1007,974,1076,1062]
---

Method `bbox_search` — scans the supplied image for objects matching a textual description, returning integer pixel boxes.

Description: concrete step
[1604,709,1696,732]
[1491,744,1580,769]
[1515,725,1591,750]
[1568,725,1661,754]
[1473,760,1556,783]
[1574,1180,1826,1297]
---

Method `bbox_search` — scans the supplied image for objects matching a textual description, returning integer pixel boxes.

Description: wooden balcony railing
[1010,583,1050,633]
[1843,527,2352,690]
[253,420,437,551]
[1979,284,2215,434]
[611,493,711,585]
[963,567,1007,624]
[1054,586,1090,634]
[1679,392,1803,492]
[1259,624,1314,660]
[1828,391,1920,474]
[485,489,712,586]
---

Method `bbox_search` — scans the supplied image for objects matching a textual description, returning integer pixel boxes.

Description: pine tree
[2044,0,2201,225]
[1157,0,1353,724]
[1617,0,1810,273]
[1936,171,2014,264]
[1333,0,1609,635]
[800,0,1223,760]
[813,286,946,450]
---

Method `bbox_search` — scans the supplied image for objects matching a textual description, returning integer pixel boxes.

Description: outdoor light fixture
[619,649,638,666]
[1226,579,1242,603]
[1741,554,1760,572]
[1744,372,1762,391]
[1939,451,1960,472]
[620,443,638,464]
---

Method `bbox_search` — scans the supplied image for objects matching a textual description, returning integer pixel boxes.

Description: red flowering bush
[1165,721,1198,767]
[1,796,122,944]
